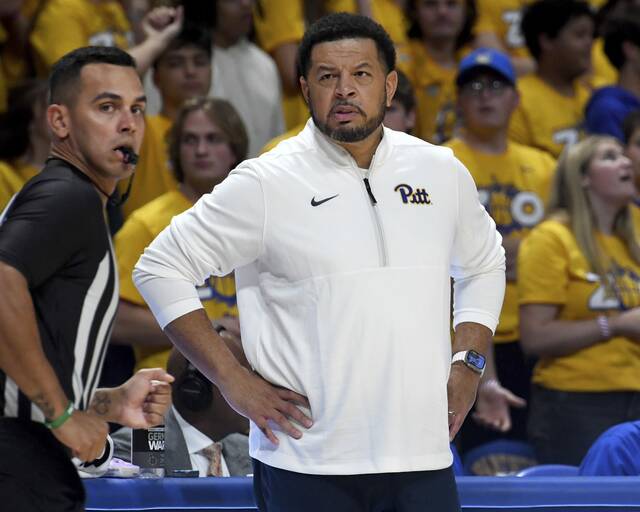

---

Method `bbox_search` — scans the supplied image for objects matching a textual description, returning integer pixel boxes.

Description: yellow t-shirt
[120,114,177,219]
[30,0,132,75]
[116,189,238,370]
[475,0,533,60]
[446,138,555,342]
[518,219,640,392]
[508,74,591,158]
[325,0,409,45]
[0,160,40,211]
[253,0,305,53]
[397,40,466,143]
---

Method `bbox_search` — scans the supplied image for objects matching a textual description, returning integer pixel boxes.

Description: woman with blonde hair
[518,135,640,465]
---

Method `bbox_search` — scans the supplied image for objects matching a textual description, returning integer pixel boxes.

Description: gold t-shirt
[518,219,640,391]
[446,138,555,342]
[508,74,591,158]
[115,189,238,370]
[397,41,469,143]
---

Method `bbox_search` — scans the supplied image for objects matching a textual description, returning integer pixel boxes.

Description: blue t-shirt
[579,421,640,476]
[585,86,640,142]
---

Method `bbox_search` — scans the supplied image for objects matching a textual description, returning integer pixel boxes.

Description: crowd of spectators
[1,0,639,476]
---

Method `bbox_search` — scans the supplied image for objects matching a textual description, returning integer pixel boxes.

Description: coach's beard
[311,95,387,144]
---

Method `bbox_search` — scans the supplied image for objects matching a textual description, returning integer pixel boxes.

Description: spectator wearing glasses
[446,48,555,452]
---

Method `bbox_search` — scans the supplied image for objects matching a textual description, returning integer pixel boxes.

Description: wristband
[45,401,74,430]
[596,315,611,340]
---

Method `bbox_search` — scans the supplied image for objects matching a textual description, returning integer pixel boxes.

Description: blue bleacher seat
[516,464,580,477]
[463,439,537,476]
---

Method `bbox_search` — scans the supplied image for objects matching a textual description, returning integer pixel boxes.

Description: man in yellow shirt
[446,48,555,454]
[120,25,212,218]
[112,97,248,371]
[508,0,595,158]
[473,0,605,77]
[398,0,476,143]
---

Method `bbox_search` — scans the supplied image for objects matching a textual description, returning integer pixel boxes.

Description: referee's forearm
[0,262,69,419]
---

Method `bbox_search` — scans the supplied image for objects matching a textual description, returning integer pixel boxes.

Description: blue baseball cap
[456,48,516,87]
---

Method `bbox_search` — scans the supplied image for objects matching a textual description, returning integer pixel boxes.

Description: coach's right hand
[52,410,109,462]
[218,365,313,445]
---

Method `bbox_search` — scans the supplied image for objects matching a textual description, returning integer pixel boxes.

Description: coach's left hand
[446,364,481,441]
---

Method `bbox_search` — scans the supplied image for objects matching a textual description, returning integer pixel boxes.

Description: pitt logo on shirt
[395,184,432,205]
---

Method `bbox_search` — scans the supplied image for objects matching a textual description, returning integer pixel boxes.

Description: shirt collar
[172,405,215,455]
[299,118,392,170]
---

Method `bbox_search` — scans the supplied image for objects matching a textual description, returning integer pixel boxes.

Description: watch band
[451,350,486,376]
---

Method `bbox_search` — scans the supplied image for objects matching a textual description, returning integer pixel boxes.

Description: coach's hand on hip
[218,365,313,445]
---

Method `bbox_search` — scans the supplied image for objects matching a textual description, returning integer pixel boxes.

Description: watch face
[467,350,486,370]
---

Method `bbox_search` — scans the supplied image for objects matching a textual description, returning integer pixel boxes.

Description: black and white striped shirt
[0,159,118,422]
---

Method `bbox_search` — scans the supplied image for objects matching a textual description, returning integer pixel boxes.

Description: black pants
[459,340,534,453]
[252,459,460,512]
[0,418,85,512]
[528,385,640,465]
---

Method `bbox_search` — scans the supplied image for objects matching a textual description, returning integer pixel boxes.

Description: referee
[0,47,173,511]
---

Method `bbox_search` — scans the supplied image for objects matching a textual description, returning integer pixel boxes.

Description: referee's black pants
[0,418,85,512]
[252,459,460,512]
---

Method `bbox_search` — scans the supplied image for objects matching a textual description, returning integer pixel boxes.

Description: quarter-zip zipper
[362,167,388,267]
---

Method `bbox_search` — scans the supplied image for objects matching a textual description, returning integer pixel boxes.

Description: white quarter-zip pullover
[134,120,505,475]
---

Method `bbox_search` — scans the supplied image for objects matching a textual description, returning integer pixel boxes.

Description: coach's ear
[47,104,71,139]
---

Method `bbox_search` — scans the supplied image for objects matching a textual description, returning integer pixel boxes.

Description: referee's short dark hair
[48,46,136,105]
[297,12,396,79]
[521,0,594,60]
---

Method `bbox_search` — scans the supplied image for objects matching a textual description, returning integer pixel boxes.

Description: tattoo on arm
[31,393,56,420]
[90,390,111,416]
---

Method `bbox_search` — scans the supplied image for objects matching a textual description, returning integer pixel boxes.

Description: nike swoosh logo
[311,194,339,207]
